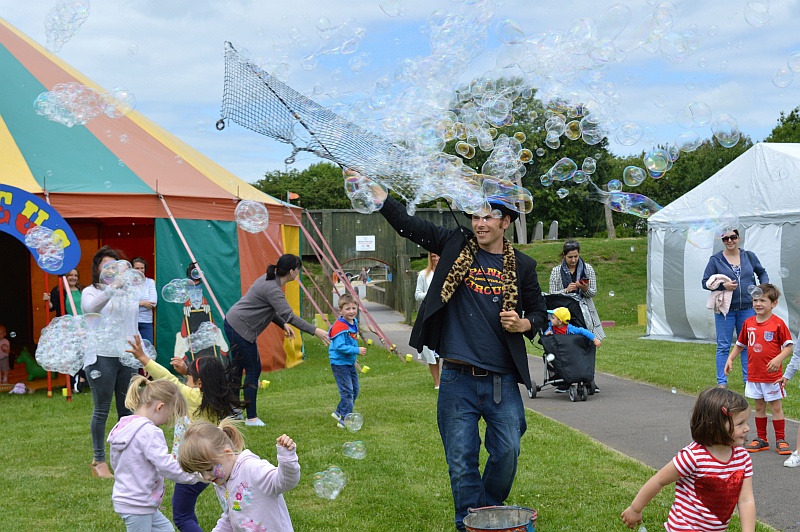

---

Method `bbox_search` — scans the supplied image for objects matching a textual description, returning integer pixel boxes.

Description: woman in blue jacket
[701,229,769,387]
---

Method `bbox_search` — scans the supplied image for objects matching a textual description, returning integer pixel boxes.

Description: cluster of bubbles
[343,412,363,433]
[161,278,196,304]
[344,171,387,214]
[301,18,367,71]
[187,322,220,352]
[313,466,347,499]
[101,260,145,303]
[234,200,270,233]
[342,441,367,459]
[289,1,760,221]
[667,195,739,248]
[34,83,136,128]
[773,51,800,88]
[35,311,152,373]
[44,0,90,53]
[24,225,65,271]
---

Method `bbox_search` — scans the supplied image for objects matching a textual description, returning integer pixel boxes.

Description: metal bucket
[463,506,537,532]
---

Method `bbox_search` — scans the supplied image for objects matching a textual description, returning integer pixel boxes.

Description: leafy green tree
[764,107,800,142]
[251,162,350,209]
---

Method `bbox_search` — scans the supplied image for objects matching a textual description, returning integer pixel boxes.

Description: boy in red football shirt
[725,283,794,454]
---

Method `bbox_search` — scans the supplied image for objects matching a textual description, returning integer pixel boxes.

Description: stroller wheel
[568,384,577,402]
[528,386,537,399]
[587,379,596,396]
[578,384,587,401]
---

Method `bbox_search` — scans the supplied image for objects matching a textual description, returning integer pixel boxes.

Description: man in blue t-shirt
[374,181,547,531]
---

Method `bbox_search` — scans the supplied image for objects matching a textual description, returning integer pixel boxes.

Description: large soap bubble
[712,114,741,148]
[623,166,646,187]
[313,466,347,499]
[344,412,364,432]
[161,278,195,304]
[342,441,367,459]
[187,322,220,352]
[234,201,269,233]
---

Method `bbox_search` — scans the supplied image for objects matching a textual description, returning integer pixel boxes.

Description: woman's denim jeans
[715,307,755,385]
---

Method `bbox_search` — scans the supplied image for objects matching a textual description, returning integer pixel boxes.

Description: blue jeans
[331,364,360,418]
[224,319,261,419]
[437,369,527,531]
[137,322,154,345]
[715,308,754,385]
[172,481,209,532]
[86,356,137,462]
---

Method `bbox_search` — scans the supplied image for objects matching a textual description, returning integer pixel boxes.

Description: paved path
[361,299,800,532]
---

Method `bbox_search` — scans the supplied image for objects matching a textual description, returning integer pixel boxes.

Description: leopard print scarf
[440,236,518,311]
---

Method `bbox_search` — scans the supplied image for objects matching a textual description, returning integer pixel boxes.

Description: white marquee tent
[646,143,800,341]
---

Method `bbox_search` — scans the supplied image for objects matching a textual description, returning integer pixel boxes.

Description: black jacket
[380,196,547,388]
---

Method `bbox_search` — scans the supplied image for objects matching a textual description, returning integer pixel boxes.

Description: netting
[220,42,423,203]
[219,42,533,214]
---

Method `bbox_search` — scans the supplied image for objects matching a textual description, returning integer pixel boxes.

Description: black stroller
[528,293,597,402]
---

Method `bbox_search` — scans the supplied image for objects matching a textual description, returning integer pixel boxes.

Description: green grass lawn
[2,236,784,531]
[0,334,779,531]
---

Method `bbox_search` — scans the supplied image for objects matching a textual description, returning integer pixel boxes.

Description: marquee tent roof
[0,16,293,223]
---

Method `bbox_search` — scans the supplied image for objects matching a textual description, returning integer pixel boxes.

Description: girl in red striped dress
[622,387,755,531]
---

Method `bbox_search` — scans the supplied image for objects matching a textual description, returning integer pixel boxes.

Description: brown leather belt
[442,359,490,377]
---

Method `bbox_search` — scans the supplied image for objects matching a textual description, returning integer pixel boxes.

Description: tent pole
[158,195,225,320]
[291,208,398,358]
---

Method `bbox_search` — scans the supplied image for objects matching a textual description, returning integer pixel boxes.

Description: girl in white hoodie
[178,419,300,532]
[108,376,198,531]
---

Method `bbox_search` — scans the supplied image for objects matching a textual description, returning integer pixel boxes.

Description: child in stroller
[528,294,599,402]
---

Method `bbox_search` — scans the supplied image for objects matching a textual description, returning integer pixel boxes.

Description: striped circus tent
[0,17,306,372]
[646,143,800,341]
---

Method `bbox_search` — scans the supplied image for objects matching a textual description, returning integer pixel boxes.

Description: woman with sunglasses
[702,229,769,388]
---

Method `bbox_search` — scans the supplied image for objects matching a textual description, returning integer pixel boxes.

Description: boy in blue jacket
[328,294,366,428]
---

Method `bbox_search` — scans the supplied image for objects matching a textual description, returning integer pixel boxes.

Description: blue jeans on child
[715,307,754,385]
[437,368,527,532]
[172,481,209,532]
[331,363,360,418]
[224,319,261,420]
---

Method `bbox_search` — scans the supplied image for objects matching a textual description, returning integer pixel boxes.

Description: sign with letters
[355,235,375,252]
[0,184,80,274]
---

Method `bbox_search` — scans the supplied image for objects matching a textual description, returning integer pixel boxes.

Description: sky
[2,0,800,187]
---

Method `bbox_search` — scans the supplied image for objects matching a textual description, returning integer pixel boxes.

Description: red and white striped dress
[667,442,752,531]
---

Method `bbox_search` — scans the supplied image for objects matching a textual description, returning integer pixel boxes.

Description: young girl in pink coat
[178,419,300,532]
[108,376,197,531]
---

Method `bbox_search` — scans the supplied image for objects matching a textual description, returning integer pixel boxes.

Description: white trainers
[245,418,265,427]
[784,450,800,468]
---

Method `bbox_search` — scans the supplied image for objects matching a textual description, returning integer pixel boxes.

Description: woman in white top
[131,257,158,345]
[415,252,441,389]
[81,246,140,479]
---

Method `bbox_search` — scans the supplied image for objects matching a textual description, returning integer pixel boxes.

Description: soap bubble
[615,122,643,146]
[342,441,367,459]
[379,0,405,17]
[671,387,677,394]
[788,51,800,72]
[608,291,615,297]
[773,67,793,88]
[344,412,364,432]
[778,267,789,278]
[607,180,622,192]
[234,201,269,233]
[582,157,596,174]
[313,466,347,499]
[622,166,646,187]
[556,188,569,199]
[744,1,770,27]
[643,149,671,174]
[45,0,91,53]
[187,322,220,352]
[161,278,195,304]
[549,158,577,181]
[712,114,741,148]
[748,286,763,299]
[676,102,712,129]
